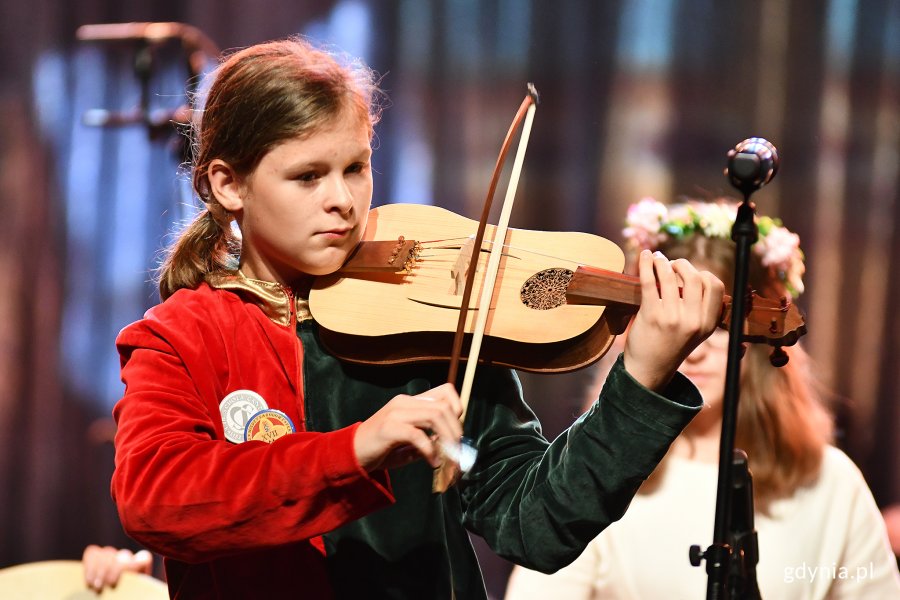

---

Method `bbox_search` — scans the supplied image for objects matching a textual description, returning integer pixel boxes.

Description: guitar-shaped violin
[309,203,805,374]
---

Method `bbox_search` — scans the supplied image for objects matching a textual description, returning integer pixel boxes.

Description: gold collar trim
[205,271,312,326]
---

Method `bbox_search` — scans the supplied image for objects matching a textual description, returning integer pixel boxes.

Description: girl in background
[506,198,900,599]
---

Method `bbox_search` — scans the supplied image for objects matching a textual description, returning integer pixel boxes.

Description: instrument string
[406,247,788,316]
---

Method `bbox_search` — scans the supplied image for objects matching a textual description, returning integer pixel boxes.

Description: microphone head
[725,137,779,194]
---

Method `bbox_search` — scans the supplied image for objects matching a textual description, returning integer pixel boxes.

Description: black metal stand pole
[727,450,762,599]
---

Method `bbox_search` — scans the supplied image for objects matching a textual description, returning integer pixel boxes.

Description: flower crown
[623,197,806,298]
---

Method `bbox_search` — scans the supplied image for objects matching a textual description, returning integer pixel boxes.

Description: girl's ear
[207,159,244,212]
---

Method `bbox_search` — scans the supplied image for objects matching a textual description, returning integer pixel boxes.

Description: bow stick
[433,84,540,492]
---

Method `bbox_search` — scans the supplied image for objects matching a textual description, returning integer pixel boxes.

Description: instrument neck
[565,265,642,308]
[566,265,734,328]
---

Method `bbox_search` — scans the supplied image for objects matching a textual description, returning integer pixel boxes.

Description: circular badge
[219,390,268,444]
[244,409,295,444]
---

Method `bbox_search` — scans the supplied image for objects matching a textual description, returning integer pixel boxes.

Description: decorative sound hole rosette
[520,268,574,310]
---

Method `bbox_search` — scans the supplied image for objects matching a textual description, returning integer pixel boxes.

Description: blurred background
[1,0,898,597]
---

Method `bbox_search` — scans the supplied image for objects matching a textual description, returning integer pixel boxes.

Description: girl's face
[678,328,728,411]
[217,111,373,287]
[671,258,729,412]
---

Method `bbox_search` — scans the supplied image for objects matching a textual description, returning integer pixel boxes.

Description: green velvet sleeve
[459,353,702,572]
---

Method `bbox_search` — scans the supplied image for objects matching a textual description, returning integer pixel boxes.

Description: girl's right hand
[353,383,463,472]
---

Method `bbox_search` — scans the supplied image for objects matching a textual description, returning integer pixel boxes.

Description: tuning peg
[769,346,789,367]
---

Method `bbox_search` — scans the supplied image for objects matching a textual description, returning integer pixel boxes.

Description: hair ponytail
[157,207,239,300]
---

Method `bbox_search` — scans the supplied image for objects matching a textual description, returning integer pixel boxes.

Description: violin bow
[434,84,540,492]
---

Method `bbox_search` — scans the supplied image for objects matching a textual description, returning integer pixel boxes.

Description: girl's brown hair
[157,37,382,300]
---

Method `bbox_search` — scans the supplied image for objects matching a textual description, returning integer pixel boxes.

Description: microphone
[725,138,779,196]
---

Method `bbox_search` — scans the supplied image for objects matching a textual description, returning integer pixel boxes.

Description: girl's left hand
[623,250,725,391]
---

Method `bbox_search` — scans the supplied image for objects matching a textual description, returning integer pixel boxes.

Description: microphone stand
[75,22,220,159]
[689,138,778,599]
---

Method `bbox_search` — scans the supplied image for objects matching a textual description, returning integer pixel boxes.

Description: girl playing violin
[506,198,900,599]
[111,38,724,599]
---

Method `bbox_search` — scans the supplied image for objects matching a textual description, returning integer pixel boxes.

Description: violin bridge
[450,236,476,295]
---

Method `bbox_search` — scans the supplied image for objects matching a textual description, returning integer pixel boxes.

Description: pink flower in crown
[753,225,805,295]
[623,197,668,250]
[755,225,798,269]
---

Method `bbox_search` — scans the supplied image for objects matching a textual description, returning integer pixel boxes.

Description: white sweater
[506,446,900,599]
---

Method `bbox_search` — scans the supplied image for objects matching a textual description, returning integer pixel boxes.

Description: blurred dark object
[76,22,220,144]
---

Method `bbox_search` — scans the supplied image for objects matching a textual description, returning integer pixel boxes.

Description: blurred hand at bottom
[82,544,153,593]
